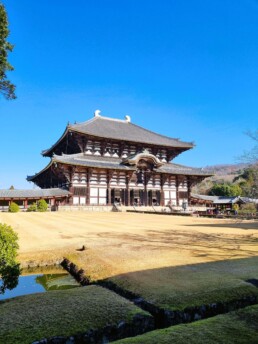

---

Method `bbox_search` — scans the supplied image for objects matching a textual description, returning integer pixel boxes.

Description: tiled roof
[159,163,210,176]
[191,194,218,201]
[42,115,195,157]
[240,197,258,204]
[0,188,70,199]
[51,154,211,176]
[28,153,211,182]
[53,154,136,171]
[46,115,194,149]
[70,116,193,148]
[191,194,245,204]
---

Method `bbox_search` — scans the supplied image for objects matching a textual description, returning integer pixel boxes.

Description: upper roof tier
[42,113,194,157]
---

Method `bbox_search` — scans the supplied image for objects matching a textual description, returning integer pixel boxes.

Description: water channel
[0,266,80,301]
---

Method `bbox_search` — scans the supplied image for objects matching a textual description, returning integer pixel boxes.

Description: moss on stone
[0,285,148,344]
[114,304,258,344]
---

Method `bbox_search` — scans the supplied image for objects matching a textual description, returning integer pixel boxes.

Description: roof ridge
[97,116,127,123]
[71,116,98,127]
[72,115,128,127]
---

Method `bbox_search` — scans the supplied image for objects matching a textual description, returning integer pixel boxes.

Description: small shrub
[37,199,48,212]
[27,203,37,212]
[8,202,20,213]
[239,203,257,215]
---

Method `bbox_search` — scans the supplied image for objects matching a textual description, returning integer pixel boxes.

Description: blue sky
[0,0,258,189]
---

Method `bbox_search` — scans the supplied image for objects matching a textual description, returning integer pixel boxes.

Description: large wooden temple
[28,111,211,207]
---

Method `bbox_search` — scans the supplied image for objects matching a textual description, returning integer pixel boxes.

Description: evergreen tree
[208,183,242,197]
[0,223,20,294]
[0,2,16,100]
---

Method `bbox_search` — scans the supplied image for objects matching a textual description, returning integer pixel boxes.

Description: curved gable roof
[43,115,194,156]
[71,116,194,148]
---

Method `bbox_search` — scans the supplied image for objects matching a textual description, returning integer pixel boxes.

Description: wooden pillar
[68,186,74,205]
[160,174,165,206]
[125,176,130,206]
[125,172,134,206]
[143,171,147,206]
[176,176,179,206]
[86,168,92,205]
[107,170,113,206]
[24,199,28,209]
[69,168,74,205]
[187,176,191,204]
[144,187,148,206]
[144,172,152,206]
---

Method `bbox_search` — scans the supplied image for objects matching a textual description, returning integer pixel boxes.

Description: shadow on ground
[185,220,258,230]
[102,256,258,311]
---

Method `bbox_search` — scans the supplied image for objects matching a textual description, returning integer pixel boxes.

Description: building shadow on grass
[185,220,258,230]
[101,256,258,310]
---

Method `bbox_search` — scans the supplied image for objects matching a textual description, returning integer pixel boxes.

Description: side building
[28,112,211,207]
[0,188,70,211]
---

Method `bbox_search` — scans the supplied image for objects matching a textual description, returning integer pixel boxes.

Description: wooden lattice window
[74,187,87,196]
[179,191,188,199]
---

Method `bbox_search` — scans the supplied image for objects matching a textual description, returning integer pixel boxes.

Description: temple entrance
[109,188,162,206]
[147,190,161,206]
[130,189,144,206]
[110,189,126,205]
[156,190,161,206]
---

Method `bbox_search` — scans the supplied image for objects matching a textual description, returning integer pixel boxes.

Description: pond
[0,267,80,301]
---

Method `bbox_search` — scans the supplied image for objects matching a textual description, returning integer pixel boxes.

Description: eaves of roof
[28,154,212,181]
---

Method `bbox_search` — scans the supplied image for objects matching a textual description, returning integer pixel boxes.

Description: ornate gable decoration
[122,149,164,169]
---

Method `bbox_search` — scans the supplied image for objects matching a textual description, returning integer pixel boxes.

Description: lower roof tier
[27,153,212,187]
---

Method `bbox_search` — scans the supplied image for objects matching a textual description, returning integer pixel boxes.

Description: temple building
[27,111,211,207]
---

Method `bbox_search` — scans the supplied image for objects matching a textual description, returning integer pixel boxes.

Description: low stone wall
[97,280,258,328]
[56,258,258,344]
[126,210,192,216]
[61,258,91,286]
[32,313,154,344]
[32,258,155,344]
[20,259,63,269]
[58,205,113,212]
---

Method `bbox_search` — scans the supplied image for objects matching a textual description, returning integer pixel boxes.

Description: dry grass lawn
[0,212,257,280]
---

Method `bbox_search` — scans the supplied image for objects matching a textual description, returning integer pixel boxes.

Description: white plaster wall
[80,197,86,205]
[90,188,98,197]
[73,196,79,205]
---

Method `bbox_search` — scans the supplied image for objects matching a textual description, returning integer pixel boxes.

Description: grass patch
[107,256,258,310]
[114,304,258,344]
[0,285,148,344]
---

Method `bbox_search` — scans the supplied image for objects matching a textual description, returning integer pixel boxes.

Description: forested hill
[202,163,249,176]
[192,163,254,195]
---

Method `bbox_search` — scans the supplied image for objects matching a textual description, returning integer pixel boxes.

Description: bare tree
[240,130,258,164]
[238,130,258,200]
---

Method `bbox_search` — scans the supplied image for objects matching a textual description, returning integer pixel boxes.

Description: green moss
[108,257,258,310]
[114,304,258,344]
[0,285,148,344]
